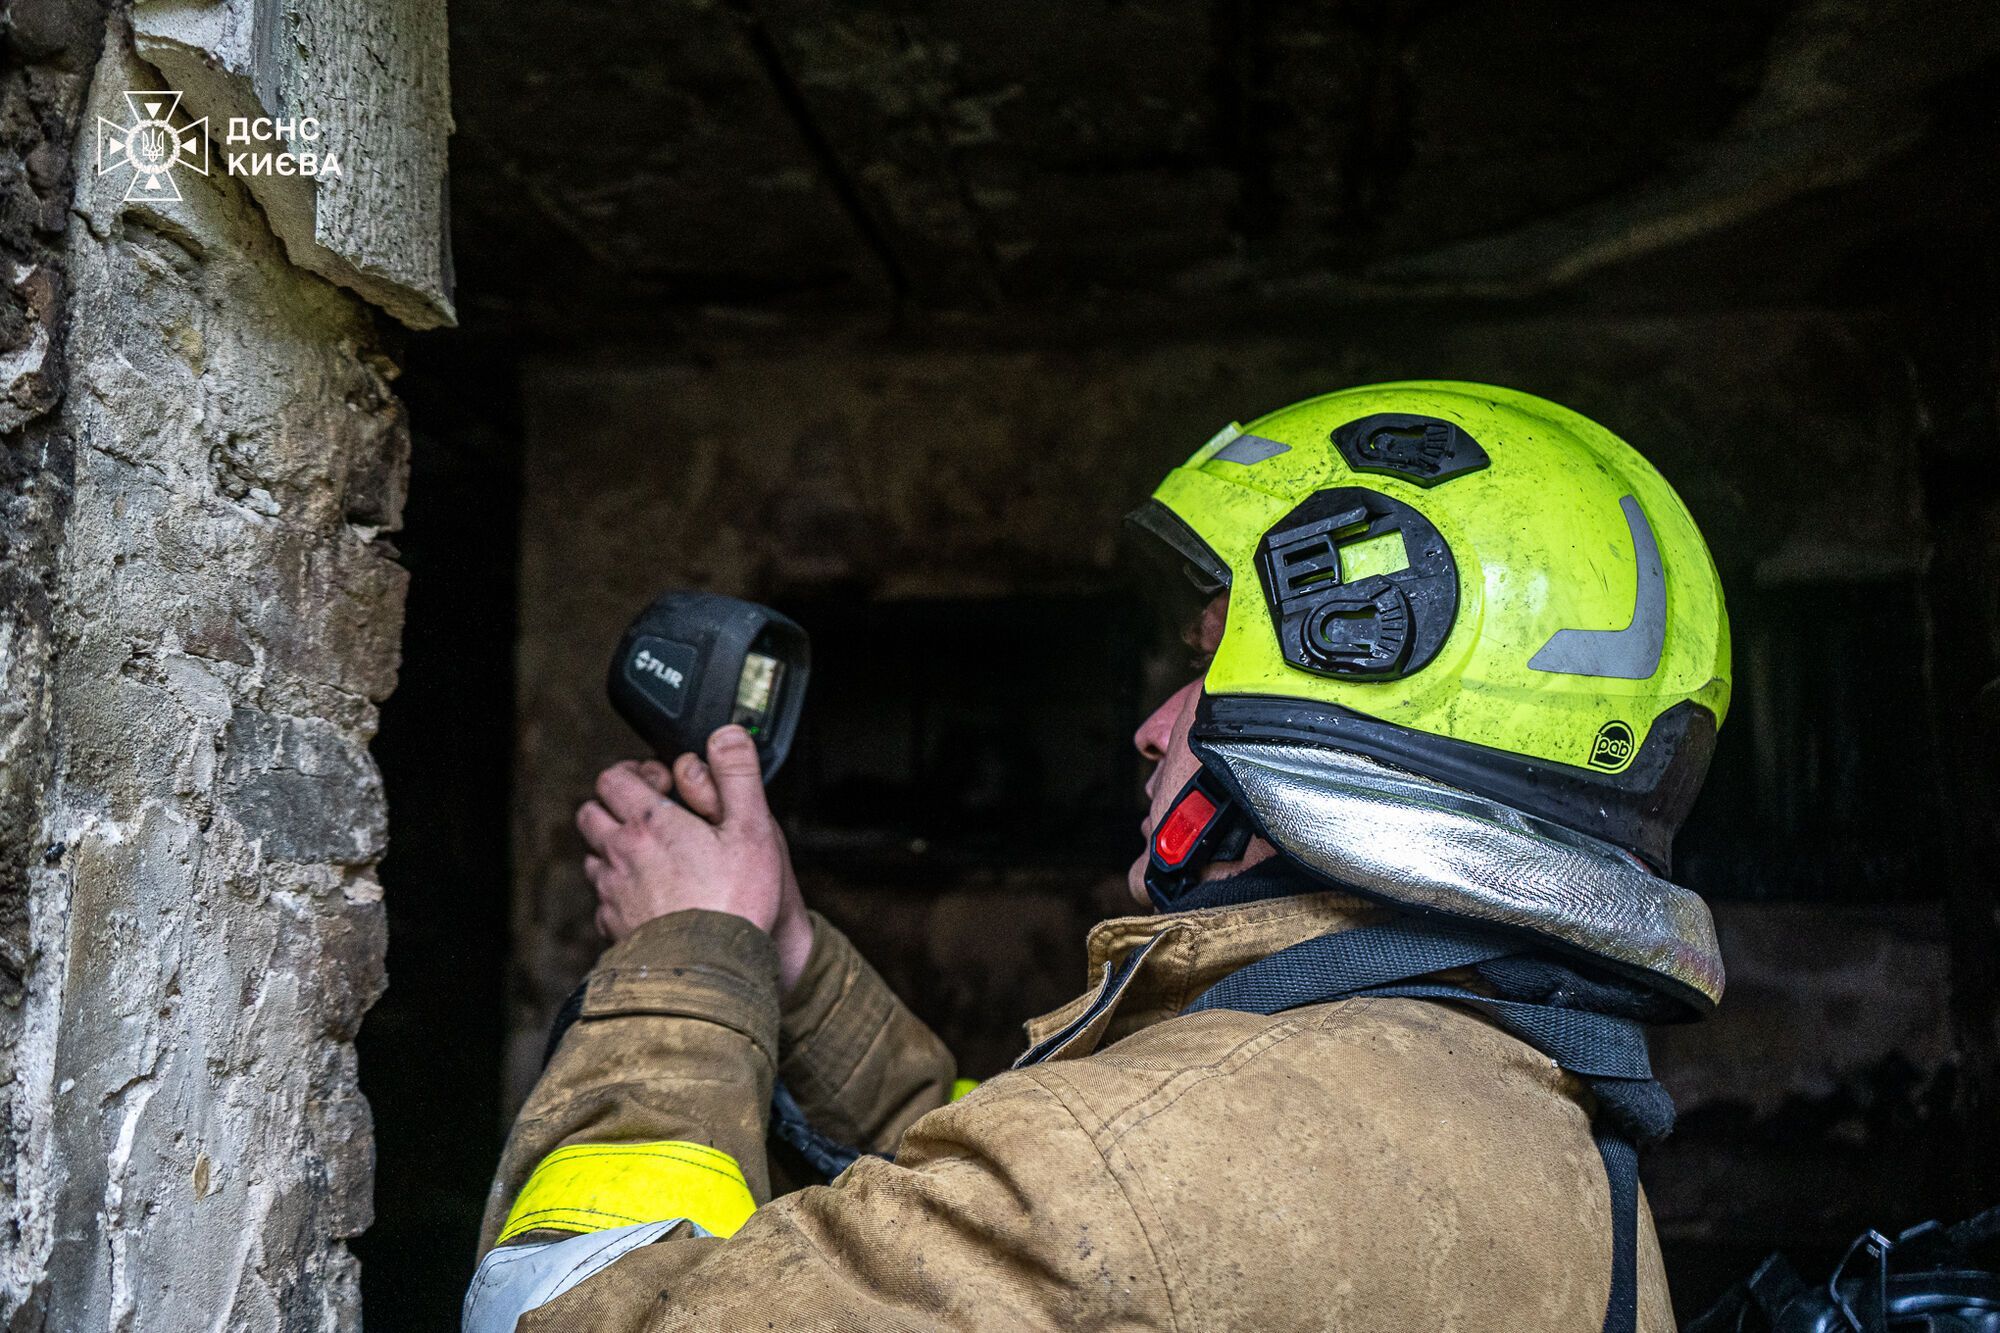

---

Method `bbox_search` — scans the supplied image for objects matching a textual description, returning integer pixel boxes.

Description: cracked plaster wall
[1,6,442,1327]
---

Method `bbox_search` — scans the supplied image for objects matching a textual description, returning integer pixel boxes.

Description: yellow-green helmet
[1132,382,1732,1005]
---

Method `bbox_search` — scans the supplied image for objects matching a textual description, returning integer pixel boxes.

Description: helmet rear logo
[1589,720,1637,772]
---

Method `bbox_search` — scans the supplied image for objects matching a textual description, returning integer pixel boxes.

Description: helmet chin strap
[1144,767,1255,911]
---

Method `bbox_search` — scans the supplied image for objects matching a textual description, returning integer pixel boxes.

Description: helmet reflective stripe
[1210,432,1291,465]
[1528,496,1667,681]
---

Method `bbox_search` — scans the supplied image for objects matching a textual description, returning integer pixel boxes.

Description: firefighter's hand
[577,725,814,993]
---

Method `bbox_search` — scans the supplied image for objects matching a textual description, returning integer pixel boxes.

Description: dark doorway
[352,338,520,1329]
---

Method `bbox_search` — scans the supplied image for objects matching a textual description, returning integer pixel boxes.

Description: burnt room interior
[350,1,2000,1325]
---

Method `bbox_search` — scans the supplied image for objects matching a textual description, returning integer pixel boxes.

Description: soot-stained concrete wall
[1,6,446,1326]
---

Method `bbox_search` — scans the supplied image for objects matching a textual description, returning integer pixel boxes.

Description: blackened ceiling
[444,0,2000,346]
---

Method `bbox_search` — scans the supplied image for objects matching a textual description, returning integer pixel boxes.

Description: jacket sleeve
[477,909,783,1253]
[517,1071,1169,1332]
[776,911,958,1155]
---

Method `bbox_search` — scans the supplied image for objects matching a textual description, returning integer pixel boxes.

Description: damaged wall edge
[131,0,456,331]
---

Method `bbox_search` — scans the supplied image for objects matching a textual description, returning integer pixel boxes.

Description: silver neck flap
[1204,740,1725,1009]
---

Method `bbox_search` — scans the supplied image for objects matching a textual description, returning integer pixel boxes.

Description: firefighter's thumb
[705,726,769,827]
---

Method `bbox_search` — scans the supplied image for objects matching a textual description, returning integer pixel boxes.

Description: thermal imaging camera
[607,591,810,780]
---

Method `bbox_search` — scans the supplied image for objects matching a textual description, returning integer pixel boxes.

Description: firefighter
[467,381,1730,1332]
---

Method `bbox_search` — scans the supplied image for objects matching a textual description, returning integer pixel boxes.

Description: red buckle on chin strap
[1146,768,1244,910]
[1153,787,1219,867]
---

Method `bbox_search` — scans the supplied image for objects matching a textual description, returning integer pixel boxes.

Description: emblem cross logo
[96,91,209,203]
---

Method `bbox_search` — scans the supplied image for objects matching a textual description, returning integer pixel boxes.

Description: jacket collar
[1018,873,1391,1065]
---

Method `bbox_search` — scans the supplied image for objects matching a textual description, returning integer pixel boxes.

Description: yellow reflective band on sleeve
[498,1140,756,1244]
[950,1078,980,1102]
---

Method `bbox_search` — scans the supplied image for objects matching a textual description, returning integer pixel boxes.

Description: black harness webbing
[770,1078,870,1180]
[1179,916,1659,1333]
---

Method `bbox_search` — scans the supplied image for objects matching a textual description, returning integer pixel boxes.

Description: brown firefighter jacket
[477,890,1677,1330]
